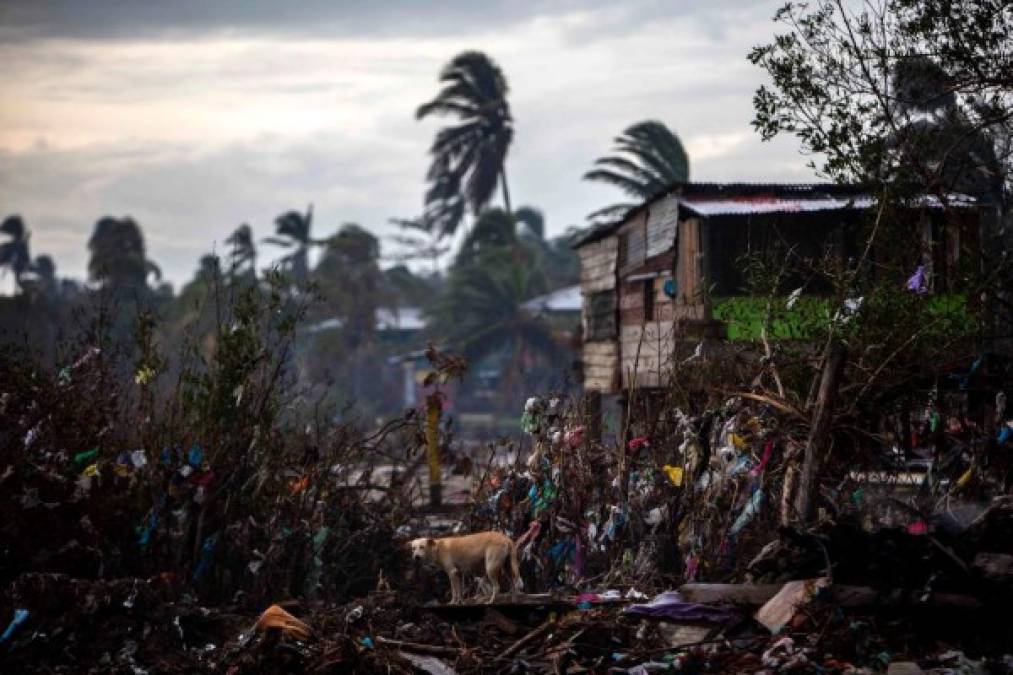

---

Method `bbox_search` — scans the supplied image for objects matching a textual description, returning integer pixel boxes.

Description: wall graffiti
[712,295,976,342]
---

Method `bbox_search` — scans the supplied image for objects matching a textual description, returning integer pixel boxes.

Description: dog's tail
[510,540,524,591]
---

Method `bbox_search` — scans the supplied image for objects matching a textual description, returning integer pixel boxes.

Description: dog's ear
[426,538,434,547]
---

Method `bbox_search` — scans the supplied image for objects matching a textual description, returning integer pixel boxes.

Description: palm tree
[417,51,514,237]
[28,255,58,297]
[455,208,518,266]
[88,216,161,289]
[388,215,452,275]
[515,206,545,240]
[434,245,553,363]
[583,120,690,223]
[312,224,389,348]
[225,223,256,279]
[0,215,31,292]
[263,205,319,285]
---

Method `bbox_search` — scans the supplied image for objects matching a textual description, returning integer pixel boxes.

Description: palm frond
[261,237,295,248]
[591,156,666,193]
[583,168,653,197]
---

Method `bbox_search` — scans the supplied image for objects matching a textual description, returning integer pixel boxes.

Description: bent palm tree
[225,223,256,278]
[584,120,690,223]
[263,205,318,285]
[0,215,31,291]
[417,50,513,237]
[88,216,161,288]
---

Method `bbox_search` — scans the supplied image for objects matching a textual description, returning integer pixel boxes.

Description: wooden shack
[573,182,978,396]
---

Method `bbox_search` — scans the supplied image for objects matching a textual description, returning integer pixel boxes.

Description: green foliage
[749,0,1011,199]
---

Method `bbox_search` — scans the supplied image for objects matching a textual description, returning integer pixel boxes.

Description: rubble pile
[3,343,1013,672]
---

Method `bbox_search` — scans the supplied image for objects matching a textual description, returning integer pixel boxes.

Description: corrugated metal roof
[680,195,875,216]
[573,181,978,247]
[522,284,582,313]
[573,182,868,247]
[306,306,426,333]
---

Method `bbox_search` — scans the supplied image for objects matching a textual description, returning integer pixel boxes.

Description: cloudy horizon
[0,0,819,291]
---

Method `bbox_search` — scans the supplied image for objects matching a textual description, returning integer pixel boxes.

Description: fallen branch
[375,637,463,657]
[497,619,555,661]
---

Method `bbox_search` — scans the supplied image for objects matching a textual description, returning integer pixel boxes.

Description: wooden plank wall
[578,237,618,293]
[619,253,675,325]
[676,217,704,307]
[620,322,677,389]
[578,235,620,392]
[617,216,709,389]
[618,211,648,274]
[583,341,618,392]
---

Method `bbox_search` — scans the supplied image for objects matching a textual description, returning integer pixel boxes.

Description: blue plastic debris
[0,608,28,644]
[192,534,218,583]
[730,489,764,535]
[188,443,204,467]
[137,509,158,548]
[360,636,374,649]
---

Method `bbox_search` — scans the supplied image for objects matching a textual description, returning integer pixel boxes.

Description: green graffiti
[712,294,976,342]
[713,296,828,341]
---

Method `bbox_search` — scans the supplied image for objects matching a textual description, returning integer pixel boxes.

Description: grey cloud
[0,0,772,44]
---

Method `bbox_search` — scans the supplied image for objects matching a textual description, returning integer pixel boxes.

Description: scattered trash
[624,591,740,624]
[254,605,312,641]
[0,609,28,644]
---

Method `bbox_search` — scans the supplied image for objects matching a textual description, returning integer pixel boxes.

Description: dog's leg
[485,556,501,604]
[448,567,461,604]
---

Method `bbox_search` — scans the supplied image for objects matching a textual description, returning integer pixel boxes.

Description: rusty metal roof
[572,182,976,248]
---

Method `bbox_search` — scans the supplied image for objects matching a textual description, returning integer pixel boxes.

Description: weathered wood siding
[578,236,618,293]
[583,341,618,392]
[577,235,619,391]
[620,322,675,389]
[676,217,704,306]
[614,203,680,389]
[618,212,648,274]
[646,194,679,258]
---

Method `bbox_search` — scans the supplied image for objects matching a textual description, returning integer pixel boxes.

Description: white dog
[409,531,523,604]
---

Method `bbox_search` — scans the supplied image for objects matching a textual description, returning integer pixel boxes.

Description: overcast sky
[0,0,818,290]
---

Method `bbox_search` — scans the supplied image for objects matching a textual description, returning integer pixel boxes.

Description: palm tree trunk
[500,169,513,216]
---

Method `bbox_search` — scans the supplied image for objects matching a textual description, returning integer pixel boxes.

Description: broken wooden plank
[677,583,783,605]
[755,577,829,633]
